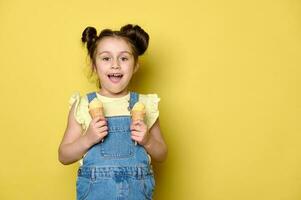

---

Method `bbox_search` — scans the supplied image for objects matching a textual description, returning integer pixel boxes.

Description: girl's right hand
[84,116,108,147]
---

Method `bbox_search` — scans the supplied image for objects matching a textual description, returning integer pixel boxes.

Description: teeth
[109,73,122,77]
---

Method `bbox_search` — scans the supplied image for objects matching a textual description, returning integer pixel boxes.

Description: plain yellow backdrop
[0,0,300,199]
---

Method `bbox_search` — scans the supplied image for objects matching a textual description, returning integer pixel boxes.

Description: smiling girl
[58,24,167,200]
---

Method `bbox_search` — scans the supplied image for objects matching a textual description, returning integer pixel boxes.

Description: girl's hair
[81,24,149,66]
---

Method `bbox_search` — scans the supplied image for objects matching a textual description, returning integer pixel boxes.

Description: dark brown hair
[81,24,149,67]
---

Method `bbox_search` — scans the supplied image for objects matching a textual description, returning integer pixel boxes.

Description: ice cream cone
[131,102,146,121]
[131,102,146,145]
[88,98,105,119]
[89,107,105,119]
[131,110,146,121]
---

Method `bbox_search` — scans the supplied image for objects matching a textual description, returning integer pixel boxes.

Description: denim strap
[128,92,139,111]
[87,92,97,103]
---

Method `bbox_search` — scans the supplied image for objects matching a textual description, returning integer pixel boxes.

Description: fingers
[131,130,141,140]
[94,118,107,128]
[99,130,108,138]
[91,116,106,123]
[131,120,146,131]
[95,125,108,141]
[132,119,143,126]
[90,117,108,135]
[97,126,108,134]
[131,130,148,145]
[131,130,141,137]
[131,135,141,142]
[131,126,147,134]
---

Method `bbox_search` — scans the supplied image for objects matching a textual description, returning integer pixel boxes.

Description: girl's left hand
[130,120,149,146]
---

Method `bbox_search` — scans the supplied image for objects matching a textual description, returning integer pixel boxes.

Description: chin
[110,88,128,95]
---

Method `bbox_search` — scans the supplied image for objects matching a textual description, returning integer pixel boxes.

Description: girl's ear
[133,62,140,73]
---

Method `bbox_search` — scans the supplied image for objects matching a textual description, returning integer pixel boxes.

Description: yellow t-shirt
[68,91,160,131]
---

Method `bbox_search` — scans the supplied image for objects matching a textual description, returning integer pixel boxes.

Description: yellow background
[0,0,300,199]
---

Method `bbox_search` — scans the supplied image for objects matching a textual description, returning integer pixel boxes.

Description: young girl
[58,24,167,200]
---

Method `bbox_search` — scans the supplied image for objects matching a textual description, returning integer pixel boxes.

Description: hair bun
[82,27,98,50]
[120,24,149,55]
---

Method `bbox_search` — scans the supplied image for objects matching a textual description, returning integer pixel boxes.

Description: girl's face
[94,37,138,97]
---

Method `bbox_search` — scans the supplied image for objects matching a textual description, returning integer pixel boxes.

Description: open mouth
[108,73,123,83]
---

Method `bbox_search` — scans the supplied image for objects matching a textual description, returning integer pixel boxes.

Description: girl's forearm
[143,137,167,162]
[58,135,90,165]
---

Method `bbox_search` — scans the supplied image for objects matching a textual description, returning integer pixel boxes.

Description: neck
[98,89,129,98]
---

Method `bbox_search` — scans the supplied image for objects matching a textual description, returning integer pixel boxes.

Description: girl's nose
[111,60,121,69]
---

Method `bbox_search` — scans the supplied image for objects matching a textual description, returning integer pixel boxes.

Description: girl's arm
[58,102,107,165]
[143,119,168,162]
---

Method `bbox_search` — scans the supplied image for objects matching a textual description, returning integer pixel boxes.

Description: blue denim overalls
[76,92,155,200]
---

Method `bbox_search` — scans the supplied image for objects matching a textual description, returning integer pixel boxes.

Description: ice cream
[88,98,105,119]
[131,102,146,121]
[131,102,146,145]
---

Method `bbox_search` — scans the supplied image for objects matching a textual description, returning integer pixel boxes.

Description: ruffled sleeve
[139,94,160,129]
[68,92,90,130]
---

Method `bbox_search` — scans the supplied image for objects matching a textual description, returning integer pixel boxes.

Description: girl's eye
[102,57,110,61]
[121,57,128,61]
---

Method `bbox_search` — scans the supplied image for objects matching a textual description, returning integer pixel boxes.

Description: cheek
[94,63,106,73]
[95,68,107,81]
[125,64,135,74]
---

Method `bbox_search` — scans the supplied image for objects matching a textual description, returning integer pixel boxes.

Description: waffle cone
[131,110,146,121]
[89,107,105,119]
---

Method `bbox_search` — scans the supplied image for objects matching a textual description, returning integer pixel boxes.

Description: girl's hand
[84,117,108,147]
[130,120,149,146]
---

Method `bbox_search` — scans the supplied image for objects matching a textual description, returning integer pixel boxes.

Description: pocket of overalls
[76,176,91,200]
[100,130,134,159]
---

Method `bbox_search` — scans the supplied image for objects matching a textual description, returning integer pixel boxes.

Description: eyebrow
[98,51,132,55]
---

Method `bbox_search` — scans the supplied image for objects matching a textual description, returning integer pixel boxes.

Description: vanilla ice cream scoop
[89,98,104,119]
[132,102,145,112]
[89,98,103,109]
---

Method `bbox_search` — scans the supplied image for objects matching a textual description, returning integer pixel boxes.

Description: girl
[58,24,167,200]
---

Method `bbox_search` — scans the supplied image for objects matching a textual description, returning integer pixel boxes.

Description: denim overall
[76,92,155,200]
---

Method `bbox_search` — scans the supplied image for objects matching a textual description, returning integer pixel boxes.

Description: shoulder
[68,91,90,128]
[139,93,160,104]
[68,91,89,108]
[138,93,160,113]
[137,93,160,128]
